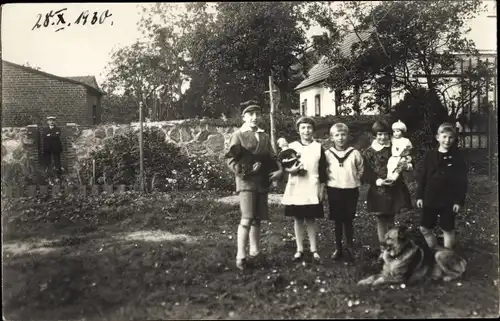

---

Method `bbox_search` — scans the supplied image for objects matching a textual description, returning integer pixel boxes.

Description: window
[314,94,321,116]
[301,99,308,116]
[334,89,342,115]
[92,105,97,125]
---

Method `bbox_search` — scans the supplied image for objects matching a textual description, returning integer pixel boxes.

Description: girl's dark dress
[363,144,412,215]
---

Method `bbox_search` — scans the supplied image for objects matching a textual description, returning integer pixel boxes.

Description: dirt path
[3,239,60,256]
[2,230,198,257]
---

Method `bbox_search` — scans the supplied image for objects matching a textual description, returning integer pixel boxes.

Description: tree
[306,0,492,121]
[100,91,138,124]
[102,35,185,121]
[138,2,312,118]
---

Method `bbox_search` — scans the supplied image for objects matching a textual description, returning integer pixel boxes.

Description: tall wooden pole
[485,58,490,183]
[139,101,145,193]
[268,75,277,153]
[92,159,96,185]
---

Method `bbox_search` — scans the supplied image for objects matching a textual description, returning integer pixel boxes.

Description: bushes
[391,88,450,147]
[78,127,188,188]
[1,159,44,193]
[149,155,234,192]
[77,127,234,192]
[390,88,453,168]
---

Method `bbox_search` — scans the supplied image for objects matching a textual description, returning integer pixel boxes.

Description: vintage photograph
[1,1,498,319]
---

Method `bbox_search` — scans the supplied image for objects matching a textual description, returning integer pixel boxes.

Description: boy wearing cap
[42,116,63,179]
[226,103,283,270]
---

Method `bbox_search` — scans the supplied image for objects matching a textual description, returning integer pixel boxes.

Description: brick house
[1,60,105,127]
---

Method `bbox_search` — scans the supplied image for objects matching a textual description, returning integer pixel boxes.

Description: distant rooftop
[66,76,103,93]
[2,60,105,95]
[294,27,375,91]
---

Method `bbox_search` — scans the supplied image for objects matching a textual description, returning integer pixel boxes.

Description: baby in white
[386,120,413,182]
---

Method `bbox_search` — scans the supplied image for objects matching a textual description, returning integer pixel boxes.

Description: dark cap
[241,104,262,115]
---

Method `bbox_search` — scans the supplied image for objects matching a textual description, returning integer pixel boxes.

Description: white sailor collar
[328,146,354,155]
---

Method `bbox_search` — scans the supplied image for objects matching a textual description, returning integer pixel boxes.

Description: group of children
[226,103,468,270]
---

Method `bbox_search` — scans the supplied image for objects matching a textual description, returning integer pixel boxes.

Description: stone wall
[2,127,29,164]
[2,120,239,174]
[73,121,238,162]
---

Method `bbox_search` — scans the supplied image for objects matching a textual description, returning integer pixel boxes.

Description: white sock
[420,226,437,249]
[249,223,261,256]
[443,230,456,249]
[294,219,305,253]
[237,224,250,260]
[306,219,318,253]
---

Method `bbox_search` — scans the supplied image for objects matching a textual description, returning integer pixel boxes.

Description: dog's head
[384,226,410,250]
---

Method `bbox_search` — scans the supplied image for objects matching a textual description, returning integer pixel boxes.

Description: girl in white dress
[386,120,413,182]
[281,117,327,262]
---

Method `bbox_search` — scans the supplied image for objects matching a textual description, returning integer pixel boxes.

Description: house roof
[66,76,103,93]
[294,27,375,91]
[2,60,105,95]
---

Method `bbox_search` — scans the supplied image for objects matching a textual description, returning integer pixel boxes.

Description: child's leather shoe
[236,258,246,270]
[344,248,355,262]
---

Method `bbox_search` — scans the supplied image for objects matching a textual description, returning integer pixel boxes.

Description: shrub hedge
[76,127,235,192]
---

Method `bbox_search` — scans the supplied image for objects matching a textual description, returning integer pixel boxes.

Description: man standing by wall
[42,116,63,180]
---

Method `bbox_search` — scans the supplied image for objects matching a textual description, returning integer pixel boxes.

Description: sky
[1,2,497,87]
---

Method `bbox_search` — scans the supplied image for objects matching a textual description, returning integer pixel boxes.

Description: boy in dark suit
[417,123,468,249]
[42,116,63,179]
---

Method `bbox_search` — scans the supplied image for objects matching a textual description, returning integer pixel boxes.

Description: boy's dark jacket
[226,127,280,193]
[416,148,468,207]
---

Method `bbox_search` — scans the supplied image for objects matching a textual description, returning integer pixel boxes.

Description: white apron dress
[282,141,322,206]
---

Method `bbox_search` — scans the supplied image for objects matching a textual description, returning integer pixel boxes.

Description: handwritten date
[32,9,113,32]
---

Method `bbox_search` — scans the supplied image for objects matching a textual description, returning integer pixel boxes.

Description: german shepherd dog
[225,145,278,183]
[357,226,467,286]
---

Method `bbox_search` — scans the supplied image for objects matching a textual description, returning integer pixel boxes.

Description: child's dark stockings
[334,218,354,250]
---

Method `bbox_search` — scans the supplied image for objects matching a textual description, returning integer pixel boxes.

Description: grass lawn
[2,175,499,320]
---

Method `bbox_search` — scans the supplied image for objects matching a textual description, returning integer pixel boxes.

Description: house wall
[297,85,336,117]
[298,83,402,116]
[1,62,96,127]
